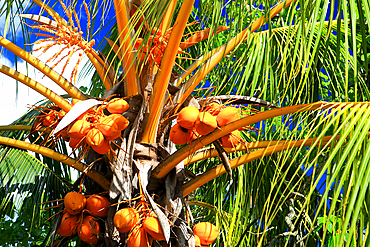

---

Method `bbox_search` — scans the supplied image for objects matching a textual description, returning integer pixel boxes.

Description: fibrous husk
[220,130,242,148]
[143,216,166,241]
[177,107,199,129]
[216,106,240,127]
[56,212,78,237]
[107,98,129,114]
[169,124,191,145]
[113,208,139,233]
[64,192,86,215]
[193,222,220,245]
[195,112,217,135]
[78,216,100,244]
[85,195,110,217]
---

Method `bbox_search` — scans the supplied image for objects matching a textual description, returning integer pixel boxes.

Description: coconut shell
[114,208,140,233]
[108,114,129,131]
[57,212,78,237]
[193,222,220,245]
[143,216,166,241]
[78,216,100,244]
[127,225,150,247]
[107,98,129,114]
[85,195,110,217]
[195,235,201,247]
[220,130,242,148]
[64,192,86,215]
[216,106,240,127]
[195,112,217,135]
[69,137,83,149]
[86,128,105,147]
[205,102,222,116]
[169,124,191,145]
[68,120,91,139]
[177,107,200,129]
[91,138,110,155]
[96,116,119,138]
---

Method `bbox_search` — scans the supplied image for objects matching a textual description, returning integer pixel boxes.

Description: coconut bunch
[56,192,110,244]
[169,103,243,148]
[64,98,130,154]
[193,222,220,246]
[113,208,169,247]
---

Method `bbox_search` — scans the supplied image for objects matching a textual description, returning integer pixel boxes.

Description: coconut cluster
[56,192,110,244]
[63,98,130,154]
[170,103,243,148]
[113,208,168,247]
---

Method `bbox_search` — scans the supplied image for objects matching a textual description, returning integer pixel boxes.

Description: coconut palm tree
[0,0,369,246]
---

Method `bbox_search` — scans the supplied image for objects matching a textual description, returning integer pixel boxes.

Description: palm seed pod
[68,119,91,139]
[205,102,222,116]
[64,192,86,215]
[69,137,83,149]
[143,216,166,241]
[127,225,150,247]
[85,195,110,217]
[108,114,130,131]
[220,130,242,148]
[107,98,129,114]
[169,123,191,145]
[216,106,240,127]
[56,212,78,237]
[177,106,200,129]
[193,222,220,245]
[195,112,217,135]
[96,116,119,138]
[86,128,105,147]
[113,208,140,233]
[91,138,110,155]
[195,235,201,247]
[78,216,100,244]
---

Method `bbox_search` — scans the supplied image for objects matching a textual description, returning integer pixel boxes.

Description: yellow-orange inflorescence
[28,0,95,83]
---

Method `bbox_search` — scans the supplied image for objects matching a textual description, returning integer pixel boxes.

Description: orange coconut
[127,225,150,247]
[69,137,83,149]
[78,216,100,244]
[220,130,242,148]
[85,195,110,217]
[107,98,129,114]
[68,120,91,139]
[58,110,66,119]
[177,107,200,129]
[86,128,105,147]
[193,222,220,245]
[205,102,222,116]
[216,106,240,127]
[64,192,86,215]
[143,216,165,241]
[169,124,191,145]
[96,116,119,138]
[91,138,110,155]
[195,112,217,136]
[108,114,130,131]
[56,212,78,237]
[195,235,201,247]
[190,128,201,141]
[113,208,140,233]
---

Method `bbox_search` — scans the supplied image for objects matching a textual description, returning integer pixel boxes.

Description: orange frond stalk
[0,125,33,131]
[112,0,139,95]
[151,102,350,178]
[141,0,195,144]
[174,0,296,91]
[182,135,340,196]
[0,64,72,112]
[179,26,229,50]
[184,135,341,166]
[159,0,177,34]
[0,136,110,190]
[0,36,88,100]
